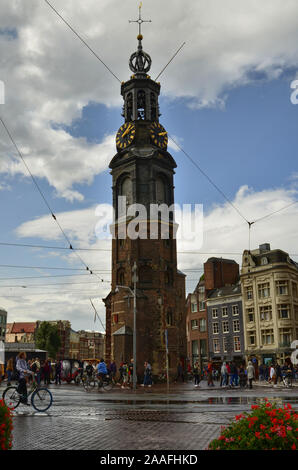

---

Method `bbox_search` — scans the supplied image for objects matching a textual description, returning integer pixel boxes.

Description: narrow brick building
[103,31,186,379]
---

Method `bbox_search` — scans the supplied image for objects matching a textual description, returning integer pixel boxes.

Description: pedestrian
[143,361,152,387]
[43,360,50,385]
[55,359,62,385]
[269,363,276,384]
[31,357,40,385]
[118,362,124,385]
[246,361,255,389]
[109,359,117,382]
[121,361,129,389]
[176,361,185,383]
[275,362,282,385]
[229,361,238,388]
[128,358,134,386]
[207,361,214,387]
[193,361,201,388]
[6,357,14,386]
[220,362,228,387]
[239,364,247,389]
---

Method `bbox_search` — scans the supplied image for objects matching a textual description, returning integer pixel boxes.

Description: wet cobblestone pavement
[1,380,297,450]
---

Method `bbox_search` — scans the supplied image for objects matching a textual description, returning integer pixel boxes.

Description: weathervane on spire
[129,2,152,38]
[128,2,152,76]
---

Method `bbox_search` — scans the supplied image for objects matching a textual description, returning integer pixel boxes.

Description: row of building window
[246,280,298,300]
[212,319,240,335]
[246,304,298,322]
[211,305,239,318]
[247,328,298,347]
[213,336,241,354]
[190,318,206,332]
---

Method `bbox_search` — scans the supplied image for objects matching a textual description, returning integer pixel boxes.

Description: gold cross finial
[129,2,152,38]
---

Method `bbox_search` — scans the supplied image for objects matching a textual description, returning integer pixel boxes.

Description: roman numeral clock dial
[116,122,136,150]
[150,122,168,149]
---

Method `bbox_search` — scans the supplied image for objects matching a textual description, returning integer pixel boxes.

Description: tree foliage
[35,322,61,359]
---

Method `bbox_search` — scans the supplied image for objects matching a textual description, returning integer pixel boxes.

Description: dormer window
[261,257,268,266]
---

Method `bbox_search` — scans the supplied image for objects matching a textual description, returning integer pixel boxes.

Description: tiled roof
[11,322,36,333]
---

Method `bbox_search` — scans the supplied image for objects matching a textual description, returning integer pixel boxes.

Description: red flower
[255,432,261,439]
[292,444,296,451]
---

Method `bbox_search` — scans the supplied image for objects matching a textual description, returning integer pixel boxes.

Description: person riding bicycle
[86,361,94,378]
[16,352,35,405]
[97,358,108,381]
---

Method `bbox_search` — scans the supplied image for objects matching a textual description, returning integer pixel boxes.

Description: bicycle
[282,372,293,388]
[97,374,114,391]
[2,380,53,412]
[82,374,96,391]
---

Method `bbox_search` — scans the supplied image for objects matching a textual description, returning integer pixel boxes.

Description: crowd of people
[184,359,297,390]
[0,354,154,391]
[1,353,296,398]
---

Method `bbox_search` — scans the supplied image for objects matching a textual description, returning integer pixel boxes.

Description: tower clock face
[150,122,168,149]
[116,122,136,150]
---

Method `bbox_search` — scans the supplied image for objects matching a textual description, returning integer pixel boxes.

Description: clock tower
[103,16,186,379]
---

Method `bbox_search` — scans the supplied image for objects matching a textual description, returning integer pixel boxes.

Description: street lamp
[115,262,138,391]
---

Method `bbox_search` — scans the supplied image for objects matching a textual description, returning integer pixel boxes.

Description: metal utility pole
[165,329,170,391]
[132,262,138,391]
[116,262,138,391]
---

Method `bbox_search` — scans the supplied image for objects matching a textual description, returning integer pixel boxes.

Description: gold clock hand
[122,125,132,138]
[158,132,167,136]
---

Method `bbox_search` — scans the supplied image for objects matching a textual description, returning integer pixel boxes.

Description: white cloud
[0,1,298,199]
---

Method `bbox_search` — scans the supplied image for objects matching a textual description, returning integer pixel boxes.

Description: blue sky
[1,0,298,330]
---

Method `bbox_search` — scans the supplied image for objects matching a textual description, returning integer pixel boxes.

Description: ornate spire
[128,3,152,77]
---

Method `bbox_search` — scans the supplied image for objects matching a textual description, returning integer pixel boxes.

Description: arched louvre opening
[150,92,157,121]
[126,92,133,121]
[156,177,165,204]
[137,90,146,120]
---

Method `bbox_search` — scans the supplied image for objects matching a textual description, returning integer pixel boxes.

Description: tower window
[137,90,146,120]
[126,92,133,121]
[156,177,165,204]
[166,308,173,326]
[139,266,152,285]
[117,269,125,286]
[150,92,157,121]
[165,267,173,286]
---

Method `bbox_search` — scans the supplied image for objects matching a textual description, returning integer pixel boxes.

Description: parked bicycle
[282,371,293,388]
[2,380,53,412]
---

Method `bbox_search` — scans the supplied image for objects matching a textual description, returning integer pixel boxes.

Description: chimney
[259,243,271,253]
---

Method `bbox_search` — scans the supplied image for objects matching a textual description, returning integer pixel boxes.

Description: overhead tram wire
[0,117,103,280]
[0,273,110,281]
[251,200,298,226]
[2,290,107,298]
[1,242,298,257]
[0,242,112,252]
[0,263,99,271]
[168,134,250,225]
[0,241,244,255]
[155,42,186,82]
[44,0,121,84]
[0,280,110,289]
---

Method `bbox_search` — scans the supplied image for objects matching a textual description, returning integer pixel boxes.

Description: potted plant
[0,400,13,450]
[209,400,298,451]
